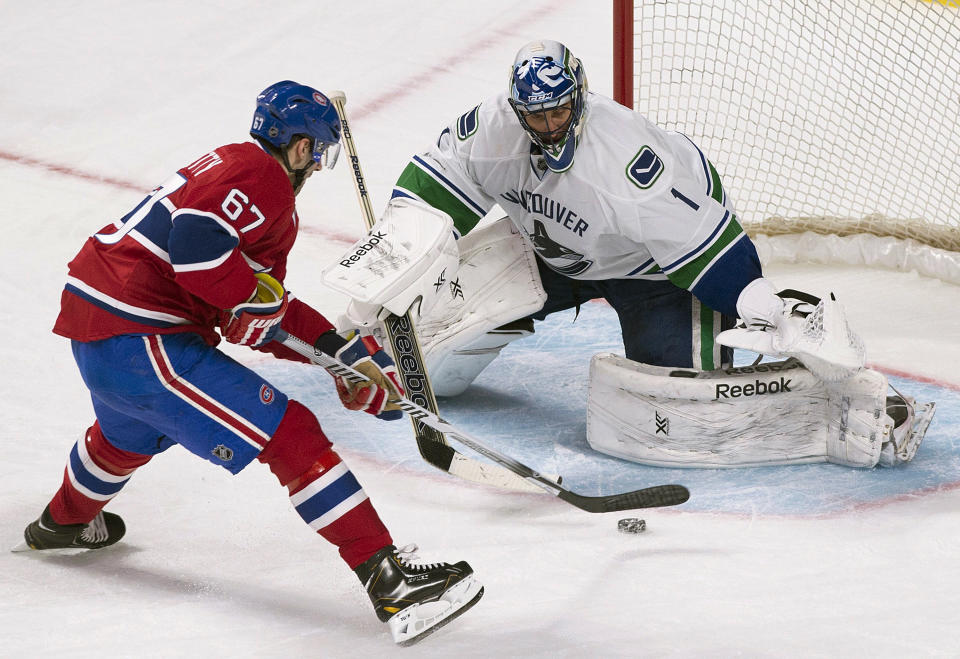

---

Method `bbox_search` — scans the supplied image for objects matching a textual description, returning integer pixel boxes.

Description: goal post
[613,0,960,283]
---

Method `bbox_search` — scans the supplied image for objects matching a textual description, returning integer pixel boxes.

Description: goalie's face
[517,101,574,146]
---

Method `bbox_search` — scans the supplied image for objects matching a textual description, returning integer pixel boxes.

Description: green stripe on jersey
[395,162,484,235]
[667,217,745,290]
[707,160,724,204]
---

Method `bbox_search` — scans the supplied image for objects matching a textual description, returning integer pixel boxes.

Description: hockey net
[614,0,960,283]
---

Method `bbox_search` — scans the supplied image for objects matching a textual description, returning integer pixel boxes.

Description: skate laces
[394,544,442,571]
[79,513,109,543]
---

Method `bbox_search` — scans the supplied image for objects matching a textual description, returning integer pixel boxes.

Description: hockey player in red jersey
[18,81,482,646]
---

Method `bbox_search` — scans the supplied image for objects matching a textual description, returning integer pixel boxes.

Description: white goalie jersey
[390,91,762,318]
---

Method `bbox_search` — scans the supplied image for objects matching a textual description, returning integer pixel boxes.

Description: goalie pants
[527,258,735,370]
[47,332,392,568]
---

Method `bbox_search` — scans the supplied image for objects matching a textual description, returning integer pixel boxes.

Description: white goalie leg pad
[416,216,546,396]
[322,198,459,329]
[586,354,892,468]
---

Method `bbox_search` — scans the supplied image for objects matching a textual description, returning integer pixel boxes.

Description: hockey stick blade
[557,483,690,513]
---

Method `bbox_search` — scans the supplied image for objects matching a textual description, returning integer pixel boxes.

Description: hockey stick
[277,330,690,512]
[326,90,544,493]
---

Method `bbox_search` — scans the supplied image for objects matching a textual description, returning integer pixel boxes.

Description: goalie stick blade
[557,484,690,513]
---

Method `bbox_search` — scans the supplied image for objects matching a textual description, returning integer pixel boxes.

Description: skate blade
[897,401,936,462]
[10,541,91,554]
[389,576,484,647]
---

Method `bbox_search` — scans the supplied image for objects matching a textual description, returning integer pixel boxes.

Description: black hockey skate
[17,505,125,551]
[355,544,483,646]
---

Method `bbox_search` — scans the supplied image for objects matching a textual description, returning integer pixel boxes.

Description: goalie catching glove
[315,331,405,420]
[717,278,865,382]
[220,272,288,347]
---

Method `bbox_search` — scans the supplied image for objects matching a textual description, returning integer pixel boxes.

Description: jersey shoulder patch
[456,104,481,140]
[625,145,665,189]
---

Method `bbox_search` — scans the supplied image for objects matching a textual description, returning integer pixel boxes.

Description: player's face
[521,102,573,145]
[287,139,321,195]
[292,139,322,172]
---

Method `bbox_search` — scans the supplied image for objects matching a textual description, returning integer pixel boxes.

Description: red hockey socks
[48,422,153,525]
[258,400,393,569]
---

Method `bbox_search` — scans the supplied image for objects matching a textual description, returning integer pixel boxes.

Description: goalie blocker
[328,204,546,398]
[586,354,935,469]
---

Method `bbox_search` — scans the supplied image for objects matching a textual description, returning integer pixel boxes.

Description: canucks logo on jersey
[528,220,593,276]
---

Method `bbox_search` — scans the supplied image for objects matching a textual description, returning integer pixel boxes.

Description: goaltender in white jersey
[325,39,934,470]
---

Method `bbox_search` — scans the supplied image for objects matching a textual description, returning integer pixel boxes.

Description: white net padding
[628,0,960,282]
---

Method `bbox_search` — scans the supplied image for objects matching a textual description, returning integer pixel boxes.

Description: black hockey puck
[618,518,646,534]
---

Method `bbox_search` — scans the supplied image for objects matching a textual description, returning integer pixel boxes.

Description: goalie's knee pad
[417,216,546,396]
[428,318,534,396]
[586,354,895,468]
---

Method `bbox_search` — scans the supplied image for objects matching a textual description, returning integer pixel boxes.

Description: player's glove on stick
[316,331,405,420]
[220,272,289,347]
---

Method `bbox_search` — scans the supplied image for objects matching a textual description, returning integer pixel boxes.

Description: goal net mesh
[622,0,960,278]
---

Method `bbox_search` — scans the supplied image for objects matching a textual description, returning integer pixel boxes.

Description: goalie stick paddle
[277,330,690,513]
[324,91,544,494]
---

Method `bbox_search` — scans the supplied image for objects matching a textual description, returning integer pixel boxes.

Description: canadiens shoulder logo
[260,384,275,404]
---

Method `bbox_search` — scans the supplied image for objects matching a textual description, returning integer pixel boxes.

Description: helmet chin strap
[280,144,314,194]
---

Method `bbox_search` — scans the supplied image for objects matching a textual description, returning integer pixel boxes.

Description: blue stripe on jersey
[168,213,239,269]
[412,155,488,217]
[132,203,173,252]
[68,443,129,497]
[625,257,656,276]
[689,238,763,318]
[390,188,415,201]
[64,284,181,327]
[663,210,731,272]
[293,471,363,525]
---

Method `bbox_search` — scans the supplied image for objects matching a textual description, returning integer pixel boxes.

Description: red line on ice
[0,1,553,232]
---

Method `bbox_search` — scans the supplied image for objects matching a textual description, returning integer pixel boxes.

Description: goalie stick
[326,91,545,493]
[277,330,690,513]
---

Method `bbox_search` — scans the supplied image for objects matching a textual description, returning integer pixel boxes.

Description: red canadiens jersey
[54,142,334,351]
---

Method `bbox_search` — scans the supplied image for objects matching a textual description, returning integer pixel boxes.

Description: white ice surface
[1,3,959,657]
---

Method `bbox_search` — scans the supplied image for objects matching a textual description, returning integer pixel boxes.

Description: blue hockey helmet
[508,40,588,173]
[250,80,341,169]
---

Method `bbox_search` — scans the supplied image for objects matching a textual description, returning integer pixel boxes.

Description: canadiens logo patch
[260,385,275,404]
[313,91,328,105]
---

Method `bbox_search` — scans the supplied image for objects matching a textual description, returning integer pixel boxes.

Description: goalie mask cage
[613,0,960,283]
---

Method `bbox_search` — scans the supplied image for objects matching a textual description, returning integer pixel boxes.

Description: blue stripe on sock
[293,471,363,525]
[68,444,129,497]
